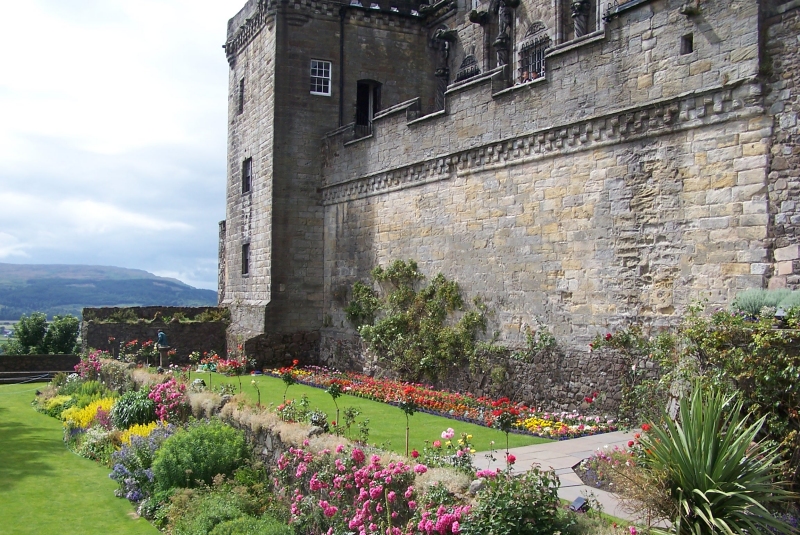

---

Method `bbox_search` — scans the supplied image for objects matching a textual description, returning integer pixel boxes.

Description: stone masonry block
[775,244,800,262]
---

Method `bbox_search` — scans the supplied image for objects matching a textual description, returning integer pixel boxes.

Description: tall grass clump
[641,385,796,534]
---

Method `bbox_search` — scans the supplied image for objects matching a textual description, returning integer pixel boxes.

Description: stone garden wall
[82,307,228,364]
[0,354,80,373]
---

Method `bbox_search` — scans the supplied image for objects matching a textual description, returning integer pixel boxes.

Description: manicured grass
[195,372,550,454]
[0,383,158,535]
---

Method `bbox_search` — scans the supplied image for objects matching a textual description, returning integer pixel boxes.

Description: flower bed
[264,366,617,439]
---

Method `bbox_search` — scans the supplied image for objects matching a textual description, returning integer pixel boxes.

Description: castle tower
[219,0,438,363]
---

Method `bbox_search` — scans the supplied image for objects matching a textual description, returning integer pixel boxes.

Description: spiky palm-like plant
[641,386,796,535]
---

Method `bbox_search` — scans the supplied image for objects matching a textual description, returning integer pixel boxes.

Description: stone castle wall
[219,0,800,411]
[321,0,770,354]
[766,1,800,288]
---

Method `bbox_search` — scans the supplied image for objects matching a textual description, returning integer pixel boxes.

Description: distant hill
[0,263,217,320]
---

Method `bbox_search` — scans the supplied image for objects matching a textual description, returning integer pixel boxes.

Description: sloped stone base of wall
[320,330,658,414]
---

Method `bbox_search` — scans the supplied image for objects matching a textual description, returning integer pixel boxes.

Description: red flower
[641,423,652,432]
[506,453,516,465]
[627,440,635,448]
[292,359,299,366]
[605,333,612,341]
[584,397,594,404]
[411,450,419,458]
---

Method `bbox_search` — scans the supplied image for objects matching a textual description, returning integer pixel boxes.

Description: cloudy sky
[0,0,246,291]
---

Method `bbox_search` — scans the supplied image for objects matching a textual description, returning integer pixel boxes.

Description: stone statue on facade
[490,0,519,68]
[571,0,590,38]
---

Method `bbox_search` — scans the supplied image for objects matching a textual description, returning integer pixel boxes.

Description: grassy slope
[202,373,550,453]
[0,383,158,535]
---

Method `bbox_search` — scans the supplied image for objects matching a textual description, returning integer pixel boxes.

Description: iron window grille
[310,60,332,96]
[518,36,550,83]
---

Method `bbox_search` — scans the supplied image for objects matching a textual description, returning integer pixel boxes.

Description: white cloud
[0,0,244,290]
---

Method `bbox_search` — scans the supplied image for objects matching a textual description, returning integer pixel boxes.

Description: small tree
[6,312,80,354]
[398,386,417,457]
[44,315,81,354]
[7,312,48,354]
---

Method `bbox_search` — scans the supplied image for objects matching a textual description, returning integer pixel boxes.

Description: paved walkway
[473,430,639,521]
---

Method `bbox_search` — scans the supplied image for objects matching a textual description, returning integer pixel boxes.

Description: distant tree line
[2,312,80,355]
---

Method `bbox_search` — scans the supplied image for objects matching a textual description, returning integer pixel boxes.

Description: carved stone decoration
[571,0,590,38]
[455,54,481,82]
[679,0,700,16]
[490,0,516,67]
[432,27,458,110]
[469,9,490,24]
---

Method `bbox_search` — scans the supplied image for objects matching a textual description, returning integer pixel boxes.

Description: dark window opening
[355,80,381,138]
[242,157,252,194]
[241,243,250,275]
[681,33,693,55]
[237,78,245,114]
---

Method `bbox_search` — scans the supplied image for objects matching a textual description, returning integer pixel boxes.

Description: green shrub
[680,306,800,489]
[731,288,791,316]
[194,308,231,323]
[209,515,292,535]
[60,379,113,408]
[110,388,156,430]
[152,420,249,492]
[166,482,277,535]
[37,394,76,417]
[462,465,561,535]
[348,260,487,381]
[99,359,135,393]
[641,385,796,534]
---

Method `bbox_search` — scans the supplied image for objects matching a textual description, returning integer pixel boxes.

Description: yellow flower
[470,448,476,454]
[62,397,115,429]
[467,434,473,440]
[119,421,163,446]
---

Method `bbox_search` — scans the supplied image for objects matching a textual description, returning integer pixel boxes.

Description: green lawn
[196,372,550,454]
[0,383,158,535]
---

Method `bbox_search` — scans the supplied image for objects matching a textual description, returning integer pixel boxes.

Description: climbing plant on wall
[345,260,486,382]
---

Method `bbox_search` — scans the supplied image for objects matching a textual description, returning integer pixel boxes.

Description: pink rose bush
[148,378,188,421]
[274,445,466,535]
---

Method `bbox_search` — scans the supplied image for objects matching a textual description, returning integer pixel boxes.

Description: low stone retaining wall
[319,330,658,414]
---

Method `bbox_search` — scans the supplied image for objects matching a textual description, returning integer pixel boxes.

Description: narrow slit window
[310,60,332,96]
[681,33,693,55]
[241,243,250,275]
[242,157,252,194]
[237,78,245,114]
